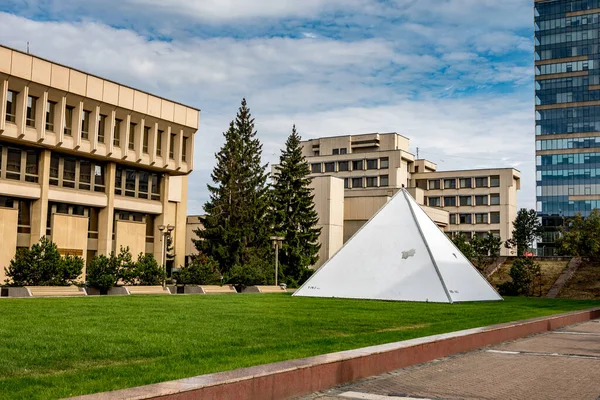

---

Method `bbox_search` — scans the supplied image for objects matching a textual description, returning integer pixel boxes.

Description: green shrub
[227,255,272,288]
[4,237,83,286]
[86,254,120,293]
[498,257,541,296]
[134,253,163,286]
[174,253,221,285]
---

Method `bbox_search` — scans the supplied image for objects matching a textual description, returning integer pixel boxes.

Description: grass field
[559,262,600,300]
[0,294,598,399]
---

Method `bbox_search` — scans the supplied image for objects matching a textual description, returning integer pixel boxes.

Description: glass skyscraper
[535,0,600,254]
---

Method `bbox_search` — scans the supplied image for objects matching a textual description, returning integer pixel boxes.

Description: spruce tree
[195,99,271,278]
[271,125,321,285]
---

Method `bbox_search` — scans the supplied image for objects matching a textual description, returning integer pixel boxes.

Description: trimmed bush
[174,253,221,285]
[4,237,83,286]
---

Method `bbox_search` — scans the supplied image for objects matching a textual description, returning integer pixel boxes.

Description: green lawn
[0,294,598,399]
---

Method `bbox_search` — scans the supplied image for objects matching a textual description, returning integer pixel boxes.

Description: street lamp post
[158,224,175,288]
[270,236,284,286]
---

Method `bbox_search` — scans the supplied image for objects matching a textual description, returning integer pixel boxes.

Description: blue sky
[0,0,535,214]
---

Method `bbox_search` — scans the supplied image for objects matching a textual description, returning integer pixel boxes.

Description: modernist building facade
[301,133,520,264]
[0,45,198,282]
[535,0,600,253]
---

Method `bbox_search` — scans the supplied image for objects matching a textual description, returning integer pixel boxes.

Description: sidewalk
[302,320,600,400]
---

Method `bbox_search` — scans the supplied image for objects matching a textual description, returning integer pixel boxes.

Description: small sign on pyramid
[293,189,502,303]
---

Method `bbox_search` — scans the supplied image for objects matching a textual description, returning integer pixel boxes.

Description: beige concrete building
[0,45,198,282]
[302,133,520,261]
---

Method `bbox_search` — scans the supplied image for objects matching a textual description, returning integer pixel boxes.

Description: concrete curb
[67,307,600,400]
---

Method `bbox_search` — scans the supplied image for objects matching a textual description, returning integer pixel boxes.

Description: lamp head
[158,225,165,232]
[167,225,175,232]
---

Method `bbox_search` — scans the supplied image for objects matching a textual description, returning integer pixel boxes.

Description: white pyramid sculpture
[294,188,502,303]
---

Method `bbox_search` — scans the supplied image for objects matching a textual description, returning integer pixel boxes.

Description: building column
[154,174,170,263]
[0,79,8,134]
[30,149,51,245]
[15,85,28,138]
[174,175,188,268]
[35,91,48,143]
[97,163,116,256]
[74,100,83,149]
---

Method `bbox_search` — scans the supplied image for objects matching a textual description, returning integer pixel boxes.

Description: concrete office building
[0,45,199,282]
[302,133,520,264]
[535,0,600,254]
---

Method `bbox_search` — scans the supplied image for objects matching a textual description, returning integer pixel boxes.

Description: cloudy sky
[0,0,535,214]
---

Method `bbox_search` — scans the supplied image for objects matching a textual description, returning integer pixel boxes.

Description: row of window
[5,91,187,162]
[332,148,347,155]
[343,175,389,189]
[538,198,600,218]
[50,154,105,192]
[537,167,600,180]
[115,166,161,200]
[536,106,600,135]
[536,75,600,91]
[427,194,501,208]
[536,60,595,75]
[537,183,596,197]
[114,211,155,243]
[449,212,501,225]
[0,145,39,182]
[536,89,600,105]
[311,157,389,173]
[538,152,600,165]
[536,43,600,61]
[536,136,600,151]
[535,0,600,16]
[447,230,501,240]
[536,28,599,46]
[536,12,600,31]
[427,176,500,190]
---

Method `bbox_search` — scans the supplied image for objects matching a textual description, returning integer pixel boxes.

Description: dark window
[138,171,149,199]
[380,157,389,169]
[444,179,456,189]
[490,212,500,224]
[459,196,472,206]
[63,158,76,188]
[450,214,457,224]
[64,106,74,136]
[125,169,136,197]
[6,148,21,180]
[25,150,38,183]
[428,197,441,207]
[46,101,56,131]
[17,200,31,233]
[475,177,488,188]
[26,96,37,128]
[114,119,122,147]
[6,90,17,122]
[475,213,488,224]
[143,126,150,153]
[339,148,347,155]
[311,163,321,173]
[459,214,472,224]
[79,160,91,190]
[81,110,91,140]
[366,176,378,187]
[490,193,500,205]
[89,208,99,239]
[332,148,339,155]
[182,137,187,162]
[380,175,389,187]
[146,214,155,243]
[325,162,335,172]
[352,160,363,170]
[428,179,440,190]
[352,177,363,188]
[115,168,122,195]
[444,196,456,206]
[475,195,488,206]
[338,161,349,171]
[490,175,500,187]
[73,205,86,216]
[98,114,106,143]
[367,159,378,170]
[151,174,161,201]
[459,178,472,188]
[129,123,136,150]
[170,133,176,159]
[157,130,163,156]
[94,165,105,192]
[50,154,59,185]
[344,178,349,189]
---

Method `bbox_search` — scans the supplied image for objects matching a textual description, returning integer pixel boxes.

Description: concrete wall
[0,207,18,282]
[51,213,89,279]
[310,176,344,269]
[115,220,146,259]
[186,216,203,259]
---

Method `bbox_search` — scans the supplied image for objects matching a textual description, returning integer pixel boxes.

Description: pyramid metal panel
[294,189,502,303]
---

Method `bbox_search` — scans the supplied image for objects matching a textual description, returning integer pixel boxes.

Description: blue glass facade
[535,0,600,250]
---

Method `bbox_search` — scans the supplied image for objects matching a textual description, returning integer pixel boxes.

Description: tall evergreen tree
[271,125,321,285]
[194,99,271,277]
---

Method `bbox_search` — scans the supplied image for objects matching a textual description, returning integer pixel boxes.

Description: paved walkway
[301,319,600,400]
